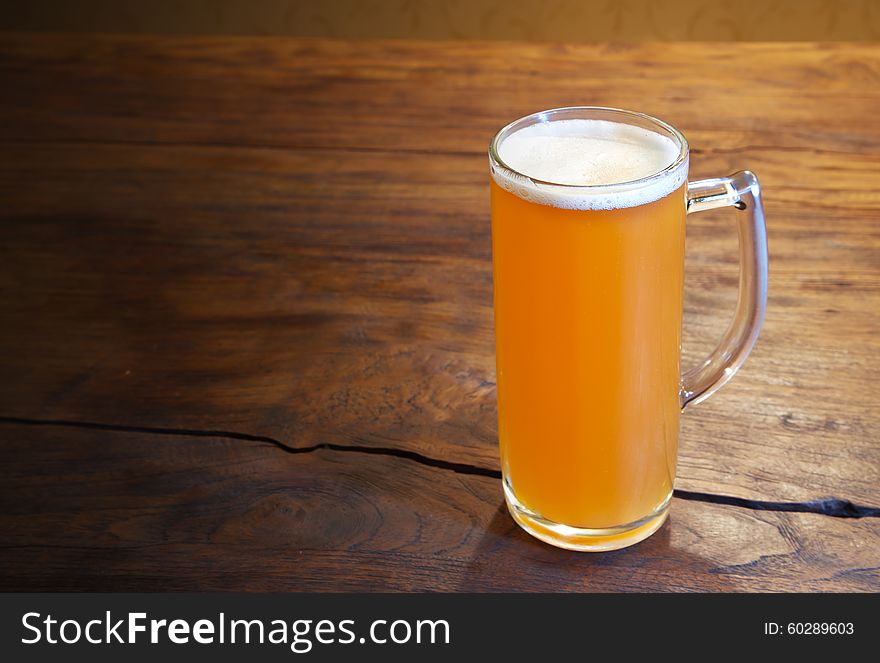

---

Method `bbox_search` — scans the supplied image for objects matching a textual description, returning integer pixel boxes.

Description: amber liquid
[491,180,686,529]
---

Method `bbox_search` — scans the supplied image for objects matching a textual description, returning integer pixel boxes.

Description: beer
[491,113,688,549]
[490,107,768,551]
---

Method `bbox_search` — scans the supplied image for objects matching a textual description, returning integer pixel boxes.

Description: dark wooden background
[1,36,878,591]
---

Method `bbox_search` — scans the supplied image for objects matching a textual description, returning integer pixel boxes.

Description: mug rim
[488,106,689,191]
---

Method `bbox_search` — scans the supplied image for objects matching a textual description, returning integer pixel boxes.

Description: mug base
[504,481,670,552]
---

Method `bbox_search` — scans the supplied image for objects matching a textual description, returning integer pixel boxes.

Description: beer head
[491,112,688,211]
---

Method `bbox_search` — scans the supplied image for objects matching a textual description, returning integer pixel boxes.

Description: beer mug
[489,107,767,551]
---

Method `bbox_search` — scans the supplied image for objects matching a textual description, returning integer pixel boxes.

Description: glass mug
[489,107,768,551]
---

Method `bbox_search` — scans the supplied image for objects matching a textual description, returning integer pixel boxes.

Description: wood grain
[0,35,878,591]
[2,423,877,592]
[1,141,877,505]
[2,38,880,153]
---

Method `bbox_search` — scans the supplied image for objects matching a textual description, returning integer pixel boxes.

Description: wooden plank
[0,36,878,591]
[1,141,878,509]
[1,423,877,592]
[1,37,879,154]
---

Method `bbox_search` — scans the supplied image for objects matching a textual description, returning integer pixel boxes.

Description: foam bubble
[492,119,687,210]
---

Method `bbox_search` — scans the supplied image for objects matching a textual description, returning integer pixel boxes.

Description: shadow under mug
[489,107,768,551]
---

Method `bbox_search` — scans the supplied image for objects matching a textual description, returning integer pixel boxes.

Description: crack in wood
[2,415,878,519]
[671,489,880,519]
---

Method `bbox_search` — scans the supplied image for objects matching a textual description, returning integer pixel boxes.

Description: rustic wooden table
[1,35,878,591]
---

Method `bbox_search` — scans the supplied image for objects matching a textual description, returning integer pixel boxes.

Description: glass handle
[681,171,768,409]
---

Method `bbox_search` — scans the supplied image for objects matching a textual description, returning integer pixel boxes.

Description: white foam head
[491,118,687,210]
